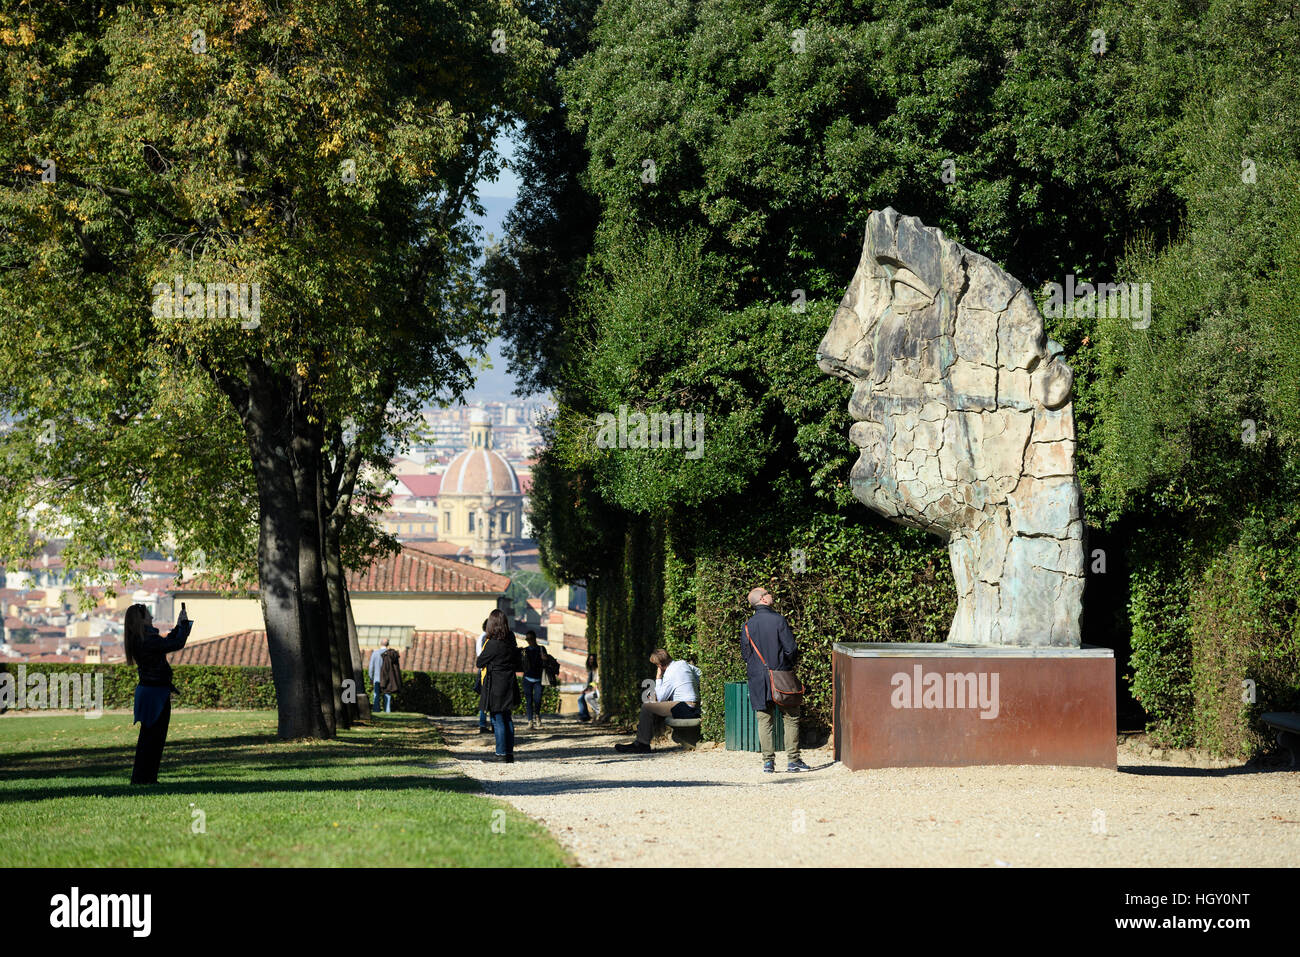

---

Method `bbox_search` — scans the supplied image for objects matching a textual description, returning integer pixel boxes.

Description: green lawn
[0,711,570,867]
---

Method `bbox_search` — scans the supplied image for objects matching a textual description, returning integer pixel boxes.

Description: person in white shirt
[615,648,701,754]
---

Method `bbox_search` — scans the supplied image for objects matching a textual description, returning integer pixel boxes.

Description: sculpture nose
[815,350,840,376]
[816,302,868,379]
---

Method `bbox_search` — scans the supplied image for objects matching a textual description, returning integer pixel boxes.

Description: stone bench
[657,716,702,750]
[1261,712,1300,766]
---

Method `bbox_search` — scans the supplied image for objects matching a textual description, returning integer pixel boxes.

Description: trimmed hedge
[377,671,561,717]
[0,663,276,710]
[0,663,560,717]
[689,507,956,741]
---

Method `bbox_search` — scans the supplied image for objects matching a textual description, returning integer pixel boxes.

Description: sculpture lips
[849,420,883,448]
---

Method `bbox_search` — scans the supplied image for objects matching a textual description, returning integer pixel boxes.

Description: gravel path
[434,715,1298,867]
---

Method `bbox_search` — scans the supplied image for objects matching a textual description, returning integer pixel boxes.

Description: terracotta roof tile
[396,474,442,498]
[365,631,476,673]
[173,629,478,673]
[171,631,267,667]
[174,543,509,596]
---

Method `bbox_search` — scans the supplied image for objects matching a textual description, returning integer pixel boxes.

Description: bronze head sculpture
[817,208,1083,647]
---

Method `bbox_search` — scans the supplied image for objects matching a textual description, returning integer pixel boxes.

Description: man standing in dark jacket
[378,647,403,710]
[742,587,810,773]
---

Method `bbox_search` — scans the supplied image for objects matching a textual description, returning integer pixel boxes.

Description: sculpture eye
[889,267,935,308]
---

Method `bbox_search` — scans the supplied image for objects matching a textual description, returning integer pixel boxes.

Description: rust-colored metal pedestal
[833,642,1116,770]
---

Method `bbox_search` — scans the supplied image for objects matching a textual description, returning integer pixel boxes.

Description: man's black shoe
[762,759,775,773]
[787,758,811,772]
[614,741,652,754]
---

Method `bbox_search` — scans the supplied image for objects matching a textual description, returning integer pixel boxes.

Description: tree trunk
[291,389,338,738]
[240,366,332,740]
[323,521,361,725]
[342,574,370,722]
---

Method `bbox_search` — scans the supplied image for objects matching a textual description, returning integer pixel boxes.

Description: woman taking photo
[124,602,193,784]
[476,609,521,762]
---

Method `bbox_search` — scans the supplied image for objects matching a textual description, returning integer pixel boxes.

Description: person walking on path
[614,649,701,754]
[475,619,490,734]
[742,587,810,773]
[125,602,193,785]
[477,610,521,762]
[520,630,546,730]
[378,644,403,711]
[576,654,600,722]
[369,638,391,713]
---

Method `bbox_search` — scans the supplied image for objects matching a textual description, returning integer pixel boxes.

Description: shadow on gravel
[476,776,743,796]
[1118,762,1296,777]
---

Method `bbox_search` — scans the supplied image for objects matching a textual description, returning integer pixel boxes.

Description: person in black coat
[520,630,546,730]
[476,609,521,762]
[741,587,809,773]
[378,647,403,710]
[125,602,193,785]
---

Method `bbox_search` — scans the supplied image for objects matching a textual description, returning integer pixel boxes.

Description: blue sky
[462,133,537,404]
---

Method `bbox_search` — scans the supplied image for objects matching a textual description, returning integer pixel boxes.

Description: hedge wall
[1186,503,1300,758]
[0,663,559,718]
[1125,495,1300,757]
[0,663,277,710]
[688,506,956,741]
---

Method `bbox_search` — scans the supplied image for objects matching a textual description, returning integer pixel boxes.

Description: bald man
[742,587,809,773]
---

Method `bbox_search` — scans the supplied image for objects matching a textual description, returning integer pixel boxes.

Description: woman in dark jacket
[520,631,546,730]
[124,602,193,784]
[476,609,521,762]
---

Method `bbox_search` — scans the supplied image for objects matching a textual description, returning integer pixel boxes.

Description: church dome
[441,447,521,495]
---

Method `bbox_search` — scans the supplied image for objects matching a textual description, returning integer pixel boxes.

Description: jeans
[478,709,489,730]
[131,698,172,784]
[372,686,391,713]
[523,677,543,721]
[577,690,599,720]
[755,703,801,762]
[491,711,515,756]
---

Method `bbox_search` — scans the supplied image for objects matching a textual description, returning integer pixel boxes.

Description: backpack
[542,652,561,686]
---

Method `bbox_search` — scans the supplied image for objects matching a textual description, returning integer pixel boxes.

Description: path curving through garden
[431,715,1298,867]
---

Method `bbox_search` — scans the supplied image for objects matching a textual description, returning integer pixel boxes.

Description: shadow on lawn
[0,772,483,803]
[0,716,448,799]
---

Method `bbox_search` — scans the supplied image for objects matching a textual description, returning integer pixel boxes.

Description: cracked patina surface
[817,207,1083,647]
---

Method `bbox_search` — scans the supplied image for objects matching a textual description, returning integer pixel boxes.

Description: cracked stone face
[816,207,1084,647]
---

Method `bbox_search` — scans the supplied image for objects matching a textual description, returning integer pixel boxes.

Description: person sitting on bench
[615,649,701,754]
